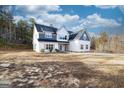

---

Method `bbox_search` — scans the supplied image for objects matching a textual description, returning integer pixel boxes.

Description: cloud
[39,13,80,26]
[71,13,121,32]
[13,5,123,34]
[13,15,25,23]
[95,5,124,14]
[119,6,124,14]
[80,13,121,28]
[13,5,80,30]
[15,5,62,15]
[95,5,117,9]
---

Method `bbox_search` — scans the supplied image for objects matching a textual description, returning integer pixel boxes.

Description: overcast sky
[9,5,124,36]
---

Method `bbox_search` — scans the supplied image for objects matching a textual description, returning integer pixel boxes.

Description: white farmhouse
[33,23,91,53]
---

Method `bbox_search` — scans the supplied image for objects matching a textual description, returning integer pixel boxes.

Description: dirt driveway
[0,50,124,88]
[0,50,124,65]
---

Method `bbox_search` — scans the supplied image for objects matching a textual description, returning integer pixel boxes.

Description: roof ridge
[35,23,57,29]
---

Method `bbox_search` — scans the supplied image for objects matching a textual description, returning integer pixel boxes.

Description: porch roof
[38,39,69,43]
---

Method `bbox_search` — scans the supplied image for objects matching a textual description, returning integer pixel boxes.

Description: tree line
[0,6,35,48]
[91,32,124,53]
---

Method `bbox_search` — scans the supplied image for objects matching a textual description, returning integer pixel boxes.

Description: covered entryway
[59,43,69,51]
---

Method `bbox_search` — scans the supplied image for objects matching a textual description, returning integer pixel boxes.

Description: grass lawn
[0,50,124,87]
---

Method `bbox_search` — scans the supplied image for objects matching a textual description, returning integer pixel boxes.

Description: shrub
[55,49,60,52]
[50,48,53,52]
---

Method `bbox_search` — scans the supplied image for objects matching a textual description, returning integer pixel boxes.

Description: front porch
[58,43,69,52]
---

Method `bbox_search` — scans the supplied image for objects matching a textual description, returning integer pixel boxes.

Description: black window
[45,44,54,50]
[81,45,84,49]
[86,45,88,49]
[65,35,67,40]
[46,44,49,49]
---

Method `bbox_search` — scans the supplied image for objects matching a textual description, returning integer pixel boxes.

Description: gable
[79,31,90,41]
[57,26,69,35]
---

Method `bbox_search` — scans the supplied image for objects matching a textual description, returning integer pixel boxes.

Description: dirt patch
[0,50,124,87]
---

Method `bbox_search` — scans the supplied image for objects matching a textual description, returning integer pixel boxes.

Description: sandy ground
[0,50,124,65]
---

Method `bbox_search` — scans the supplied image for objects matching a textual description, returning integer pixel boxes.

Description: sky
[10,5,124,36]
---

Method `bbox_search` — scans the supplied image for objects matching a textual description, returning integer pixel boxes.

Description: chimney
[50,24,53,27]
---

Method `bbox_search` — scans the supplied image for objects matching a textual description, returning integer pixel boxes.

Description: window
[83,34,87,40]
[80,45,84,49]
[45,44,54,50]
[86,45,88,49]
[59,35,68,40]
[45,32,52,38]
[65,35,67,40]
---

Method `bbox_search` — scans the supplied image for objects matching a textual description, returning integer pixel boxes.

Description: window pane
[86,45,88,49]
[81,45,83,49]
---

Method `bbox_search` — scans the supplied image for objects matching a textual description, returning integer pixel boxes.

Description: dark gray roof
[35,23,73,34]
[68,31,73,34]
[38,39,69,43]
[69,33,78,40]
[35,23,57,32]
[35,23,90,41]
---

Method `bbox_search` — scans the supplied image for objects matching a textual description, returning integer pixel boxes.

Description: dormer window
[45,32,52,38]
[65,35,67,40]
[59,35,68,40]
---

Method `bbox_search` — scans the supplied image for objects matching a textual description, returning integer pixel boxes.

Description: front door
[59,44,68,51]
[59,45,63,51]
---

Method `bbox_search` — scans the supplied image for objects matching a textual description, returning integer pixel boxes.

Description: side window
[86,45,88,49]
[80,45,84,49]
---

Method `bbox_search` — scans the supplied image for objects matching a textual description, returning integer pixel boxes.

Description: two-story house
[33,23,91,52]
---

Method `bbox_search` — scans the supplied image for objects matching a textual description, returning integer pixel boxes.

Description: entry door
[60,45,62,51]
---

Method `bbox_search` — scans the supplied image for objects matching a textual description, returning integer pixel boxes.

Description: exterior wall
[33,26,40,52]
[69,40,90,52]
[36,41,59,53]
[57,27,69,42]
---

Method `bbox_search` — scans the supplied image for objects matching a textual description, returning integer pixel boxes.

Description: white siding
[37,42,59,53]
[33,26,40,52]
[69,40,90,52]
[57,27,69,41]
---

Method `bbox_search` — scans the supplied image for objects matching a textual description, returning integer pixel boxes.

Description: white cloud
[71,13,121,31]
[13,15,25,23]
[40,13,79,25]
[119,6,124,14]
[13,5,122,33]
[15,5,62,15]
[95,5,117,9]
[80,13,121,28]
[13,5,81,30]
[89,32,99,38]
[95,5,124,14]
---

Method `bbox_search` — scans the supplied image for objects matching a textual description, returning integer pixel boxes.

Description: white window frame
[45,44,54,50]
